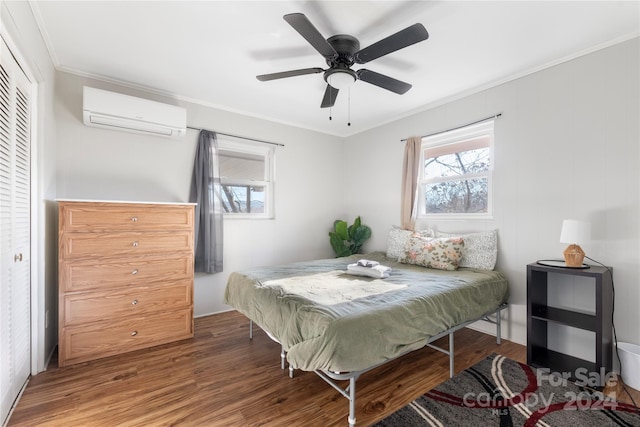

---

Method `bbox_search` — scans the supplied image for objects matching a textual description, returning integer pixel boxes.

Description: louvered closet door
[0,36,32,425]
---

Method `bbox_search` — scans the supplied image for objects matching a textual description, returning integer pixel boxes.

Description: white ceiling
[31,1,639,137]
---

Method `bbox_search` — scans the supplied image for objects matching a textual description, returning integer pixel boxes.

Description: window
[417,121,493,218]
[217,138,275,219]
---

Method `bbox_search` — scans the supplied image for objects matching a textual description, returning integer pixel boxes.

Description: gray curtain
[190,130,223,273]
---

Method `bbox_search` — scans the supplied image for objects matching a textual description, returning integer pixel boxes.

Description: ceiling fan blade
[356,69,412,94]
[256,67,324,81]
[283,13,337,59]
[320,85,339,108]
[354,23,429,64]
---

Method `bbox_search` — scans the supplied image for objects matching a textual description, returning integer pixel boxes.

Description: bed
[224,248,509,426]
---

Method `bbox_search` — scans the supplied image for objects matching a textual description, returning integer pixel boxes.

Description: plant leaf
[351,225,372,253]
[353,216,362,229]
[329,232,350,257]
[349,216,361,238]
[334,220,349,240]
[352,225,372,244]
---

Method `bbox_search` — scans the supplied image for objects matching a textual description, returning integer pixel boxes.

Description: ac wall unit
[82,86,187,138]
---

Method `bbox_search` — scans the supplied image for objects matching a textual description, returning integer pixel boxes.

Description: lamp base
[563,244,585,267]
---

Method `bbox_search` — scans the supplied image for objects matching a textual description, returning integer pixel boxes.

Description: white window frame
[417,121,494,220]
[217,137,275,219]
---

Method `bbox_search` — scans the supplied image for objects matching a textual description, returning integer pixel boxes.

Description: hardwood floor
[7,310,633,426]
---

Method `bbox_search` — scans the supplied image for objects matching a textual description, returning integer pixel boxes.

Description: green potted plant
[329,216,372,257]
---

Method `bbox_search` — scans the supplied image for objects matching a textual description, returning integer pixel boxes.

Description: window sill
[223,214,274,220]
[418,213,493,221]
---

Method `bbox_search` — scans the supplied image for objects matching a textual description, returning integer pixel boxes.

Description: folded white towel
[356,259,380,268]
[347,263,392,279]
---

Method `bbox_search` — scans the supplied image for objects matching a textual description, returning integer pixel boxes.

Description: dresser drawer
[59,308,193,366]
[62,281,192,326]
[60,202,194,232]
[60,231,193,259]
[60,255,193,292]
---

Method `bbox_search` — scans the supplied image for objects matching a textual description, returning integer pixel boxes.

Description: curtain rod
[400,113,502,142]
[187,126,285,147]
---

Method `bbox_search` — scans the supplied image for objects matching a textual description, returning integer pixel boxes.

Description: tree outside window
[215,139,275,219]
[418,121,493,218]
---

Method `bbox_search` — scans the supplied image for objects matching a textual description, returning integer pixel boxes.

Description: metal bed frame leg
[249,320,253,340]
[348,377,356,427]
[280,346,286,370]
[496,309,502,345]
[449,333,455,377]
[279,346,294,378]
[480,303,506,345]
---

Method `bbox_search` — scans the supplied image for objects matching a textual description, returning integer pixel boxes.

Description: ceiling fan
[256,13,429,108]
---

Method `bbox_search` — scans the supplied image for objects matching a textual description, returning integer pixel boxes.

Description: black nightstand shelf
[528,347,597,375]
[527,262,613,382]
[530,305,597,330]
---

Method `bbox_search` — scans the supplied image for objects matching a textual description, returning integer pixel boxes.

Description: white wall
[54,71,345,317]
[2,1,58,373]
[343,38,640,348]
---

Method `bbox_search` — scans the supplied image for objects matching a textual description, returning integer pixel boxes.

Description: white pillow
[435,229,498,270]
[386,227,434,260]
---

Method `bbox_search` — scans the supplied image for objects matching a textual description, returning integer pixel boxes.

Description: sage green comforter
[224,251,509,373]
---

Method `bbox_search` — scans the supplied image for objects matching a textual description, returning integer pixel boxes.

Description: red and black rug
[374,353,640,426]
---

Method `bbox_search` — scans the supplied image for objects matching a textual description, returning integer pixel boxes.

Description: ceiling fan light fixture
[325,69,356,90]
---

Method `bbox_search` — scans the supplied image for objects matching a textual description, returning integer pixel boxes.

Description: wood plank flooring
[7,310,636,426]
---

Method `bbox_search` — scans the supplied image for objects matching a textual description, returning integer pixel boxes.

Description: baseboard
[194,308,234,319]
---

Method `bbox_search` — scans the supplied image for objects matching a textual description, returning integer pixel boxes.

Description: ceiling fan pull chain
[347,87,351,127]
[329,86,333,121]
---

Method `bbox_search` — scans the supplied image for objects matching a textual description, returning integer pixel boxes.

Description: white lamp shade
[326,71,356,90]
[560,219,591,244]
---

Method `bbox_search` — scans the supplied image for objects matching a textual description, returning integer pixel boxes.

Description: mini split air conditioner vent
[82,86,187,138]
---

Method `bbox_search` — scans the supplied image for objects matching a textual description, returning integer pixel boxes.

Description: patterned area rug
[374,353,640,426]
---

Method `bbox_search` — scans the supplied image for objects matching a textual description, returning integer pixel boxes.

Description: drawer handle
[131,269,139,275]
[132,241,139,247]
[131,331,138,336]
[132,299,138,305]
[131,217,138,222]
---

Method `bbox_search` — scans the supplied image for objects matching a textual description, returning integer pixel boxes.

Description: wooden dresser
[58,200,195,366]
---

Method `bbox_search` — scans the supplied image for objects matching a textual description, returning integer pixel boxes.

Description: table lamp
[560,219,591,267]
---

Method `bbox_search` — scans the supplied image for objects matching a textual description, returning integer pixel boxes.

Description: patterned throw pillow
[399,236,464,271]
[435,230,498,270]
[386,227,434,260]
